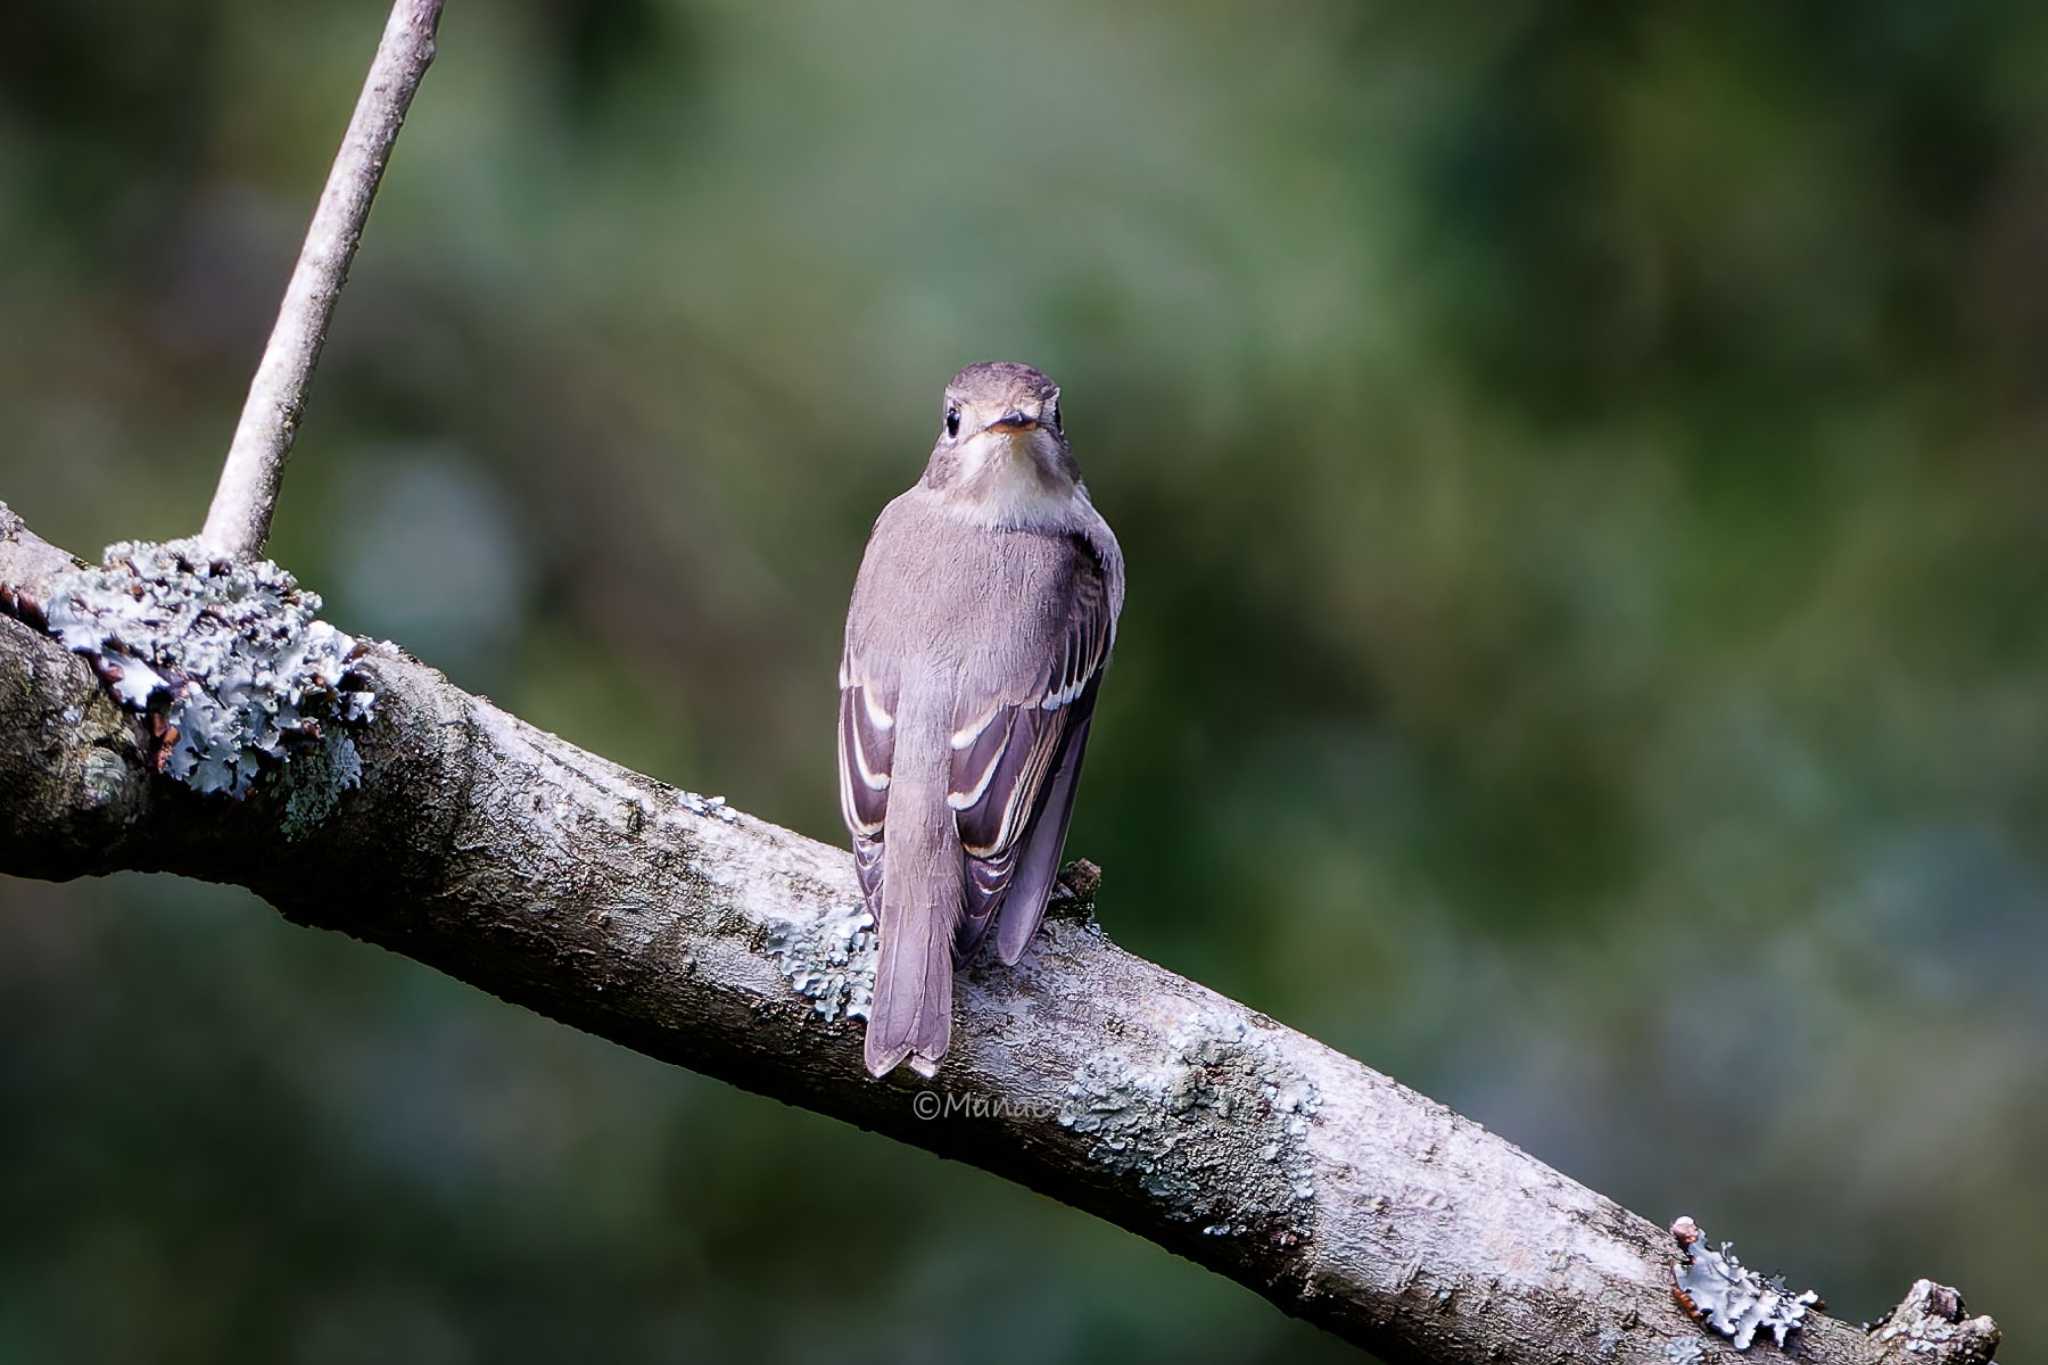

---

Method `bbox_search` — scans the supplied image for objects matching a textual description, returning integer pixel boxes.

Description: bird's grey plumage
[839,362,1123,1077]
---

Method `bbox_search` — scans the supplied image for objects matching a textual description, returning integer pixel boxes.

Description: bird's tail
[866,789,962,1078]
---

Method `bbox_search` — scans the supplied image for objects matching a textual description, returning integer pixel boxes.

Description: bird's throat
[951,439,1072,530]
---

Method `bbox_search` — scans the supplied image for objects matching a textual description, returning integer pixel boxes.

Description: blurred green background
[4,1,2046,1361]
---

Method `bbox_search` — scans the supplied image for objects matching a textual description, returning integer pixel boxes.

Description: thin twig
[198,0,444,560]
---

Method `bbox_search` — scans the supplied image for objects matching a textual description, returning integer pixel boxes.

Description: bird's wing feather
[993,706,1093,963]
[837,674,896,918]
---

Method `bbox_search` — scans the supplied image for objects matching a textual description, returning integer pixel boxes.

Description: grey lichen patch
[278,731,365,839]
[1670,1217,1819,1351]
[40,538,374,799]
[1061,1012,1321,1243]
[1870,1280,1999,1365]
[631,786,741,833]
[763,899,875,1022]
[666,790,738,824]
[77,744,137,812]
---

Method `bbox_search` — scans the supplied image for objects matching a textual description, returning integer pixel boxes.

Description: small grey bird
[839,362,1124,1078]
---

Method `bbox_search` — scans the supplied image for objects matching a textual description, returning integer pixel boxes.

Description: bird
[838,361,1125,1078]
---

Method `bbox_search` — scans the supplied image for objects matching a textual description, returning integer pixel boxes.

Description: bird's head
[923,362,1081,522]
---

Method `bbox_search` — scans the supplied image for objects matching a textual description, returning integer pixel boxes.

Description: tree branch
[0,508,1999,1365]
[198,0,443,559]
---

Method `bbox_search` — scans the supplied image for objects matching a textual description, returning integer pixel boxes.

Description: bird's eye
[945,406,961,438]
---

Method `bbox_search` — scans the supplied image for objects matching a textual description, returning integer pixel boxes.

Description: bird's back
[845,486,1101,718]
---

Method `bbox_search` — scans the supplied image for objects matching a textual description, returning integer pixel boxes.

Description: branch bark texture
[0,508,1998,1365]
[198,0,443,559]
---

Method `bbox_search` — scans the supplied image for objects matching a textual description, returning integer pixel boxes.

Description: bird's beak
[987,410,1040,433]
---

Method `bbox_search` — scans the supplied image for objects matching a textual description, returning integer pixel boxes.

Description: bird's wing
[948,531,1119,958]
[836,666,896,922]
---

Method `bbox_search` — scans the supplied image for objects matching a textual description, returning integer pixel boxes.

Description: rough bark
[0,508,1999,1365]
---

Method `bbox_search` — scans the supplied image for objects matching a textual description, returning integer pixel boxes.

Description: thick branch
[198,0,443,559]
[0,510,1998,1365]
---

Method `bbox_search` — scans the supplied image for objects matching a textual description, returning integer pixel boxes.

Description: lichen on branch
[1062,1012,1321,1244]
[41,538,374,798]
[1670,1216,1820,1351]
